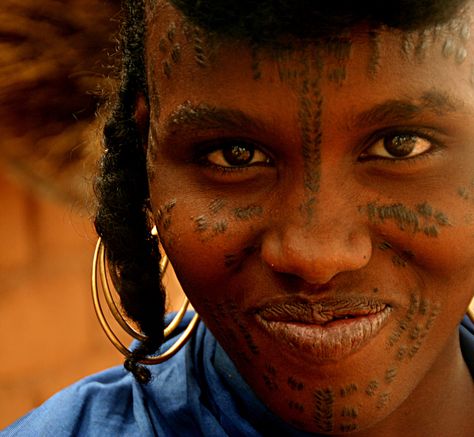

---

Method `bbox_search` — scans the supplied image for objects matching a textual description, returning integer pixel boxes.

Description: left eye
[205,143,271,167]
[361,134,433,160]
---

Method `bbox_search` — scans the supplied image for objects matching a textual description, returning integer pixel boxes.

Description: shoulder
[2,313,208,437]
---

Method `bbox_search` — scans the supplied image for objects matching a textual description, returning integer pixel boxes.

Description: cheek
[150,187,263,293]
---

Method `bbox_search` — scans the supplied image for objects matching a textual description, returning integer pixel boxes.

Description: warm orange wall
[0,167,122,428]
[0,166,185,428]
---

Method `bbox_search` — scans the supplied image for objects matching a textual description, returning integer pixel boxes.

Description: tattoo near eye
[362,134,432,160]
[205,143,271,168]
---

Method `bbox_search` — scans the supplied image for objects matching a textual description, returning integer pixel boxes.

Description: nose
[261,203,372,285]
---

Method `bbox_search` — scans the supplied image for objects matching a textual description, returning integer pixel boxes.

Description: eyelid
[359,127,444,162]
[196,139,274,168]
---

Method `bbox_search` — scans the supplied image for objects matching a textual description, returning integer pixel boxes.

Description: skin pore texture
[142,1,474,435]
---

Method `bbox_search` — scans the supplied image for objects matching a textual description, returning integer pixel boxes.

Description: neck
[357,329,474,437]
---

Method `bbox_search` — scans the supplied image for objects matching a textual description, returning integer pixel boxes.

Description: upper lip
[254,297,389,325]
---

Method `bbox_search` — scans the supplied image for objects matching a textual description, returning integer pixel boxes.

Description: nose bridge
[262,185,372,285]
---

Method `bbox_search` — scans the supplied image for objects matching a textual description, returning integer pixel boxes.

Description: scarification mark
[409,324,422,340]
[194,215,208,232]
[396,345,408,362]
[288,400,305,413]
[401,33,415,58]
[193,27,208,67]
[288,376,305,391]
[156,199,177,230]
[366,203,449,237]
[314,388,334,432]
[159,38,167,53]
[162,60,172,78]
[392,250,415,268]
[340,383,358,397]
[209,198,226,214]
[460,24,471,41]
[388,293,419,347]
[368,30,381,78]
[213,220,228,234]
[408,303,440,358]
[365,380,379,397]
[416,202,433,217]
[299,197,316,223]
[228,301,259,355]
[340,423,359,433]
[328,67,346,85]
[234,205,263,220]
[384,367,397,384]
[376,392,391,409]
[456,47,468,64]
[458,186,470,200]
[443,38,456,58]
[326,36,352,61]
[171,43,181,64]
[378,241,393,251]
[299,73,323,194]
[341,406,358,418]
[167,22,176,42]
[415,29,431,61]
[419,298,429,315]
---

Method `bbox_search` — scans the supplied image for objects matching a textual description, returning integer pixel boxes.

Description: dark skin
[140,1,474,435]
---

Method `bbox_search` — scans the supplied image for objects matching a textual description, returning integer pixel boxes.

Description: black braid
[95,0,469,384]
[95,0,165,384]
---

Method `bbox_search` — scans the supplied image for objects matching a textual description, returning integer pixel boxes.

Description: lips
[253,297,392,361]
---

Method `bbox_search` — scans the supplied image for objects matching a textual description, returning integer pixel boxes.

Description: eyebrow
[164,102,264,134]
[352,90,463,129]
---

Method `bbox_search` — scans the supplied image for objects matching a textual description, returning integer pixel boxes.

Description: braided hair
[95,0,469,383]
[95,1,164,383]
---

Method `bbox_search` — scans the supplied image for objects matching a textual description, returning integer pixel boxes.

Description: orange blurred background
[0,0,182,427]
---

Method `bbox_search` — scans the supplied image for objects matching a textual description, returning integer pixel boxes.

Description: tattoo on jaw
[313,387,335,433]
[234,204,263,220]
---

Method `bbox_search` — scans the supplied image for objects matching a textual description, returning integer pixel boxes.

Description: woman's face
[145,2,474,433]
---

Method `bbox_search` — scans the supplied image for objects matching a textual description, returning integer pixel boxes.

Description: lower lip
[255,307,392,362]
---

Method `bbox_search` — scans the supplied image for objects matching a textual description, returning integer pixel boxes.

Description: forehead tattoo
[399,14,472,66]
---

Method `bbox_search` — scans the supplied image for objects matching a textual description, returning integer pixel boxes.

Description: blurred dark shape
[0,0,120,207]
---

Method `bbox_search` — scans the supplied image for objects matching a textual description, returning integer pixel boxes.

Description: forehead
[145,1,474,124]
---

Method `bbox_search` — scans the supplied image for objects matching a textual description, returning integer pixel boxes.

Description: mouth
[253,298,392,362]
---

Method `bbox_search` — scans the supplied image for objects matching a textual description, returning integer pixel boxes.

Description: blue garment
[3,315,474,436]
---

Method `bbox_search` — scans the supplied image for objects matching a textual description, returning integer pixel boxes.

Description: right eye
[203,143,272,168]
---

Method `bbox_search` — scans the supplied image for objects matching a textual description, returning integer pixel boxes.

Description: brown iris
[384,134,418,157]
[222,145,254,166]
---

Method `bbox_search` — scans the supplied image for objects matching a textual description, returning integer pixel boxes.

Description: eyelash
[194,128,443,175]
[196,140,273,172]
[360,128,445,163]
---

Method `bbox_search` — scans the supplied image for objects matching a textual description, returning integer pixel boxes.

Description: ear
[134,93,150,152]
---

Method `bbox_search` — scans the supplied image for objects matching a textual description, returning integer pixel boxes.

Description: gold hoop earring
[91,236,200,365]
[468,297,474,323]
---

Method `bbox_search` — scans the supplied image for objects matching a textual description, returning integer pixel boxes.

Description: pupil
[384,135,417,157]
[223,145,254,165]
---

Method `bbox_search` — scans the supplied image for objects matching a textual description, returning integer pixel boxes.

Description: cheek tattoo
[156,198,177,230]
[365,202,451,237]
